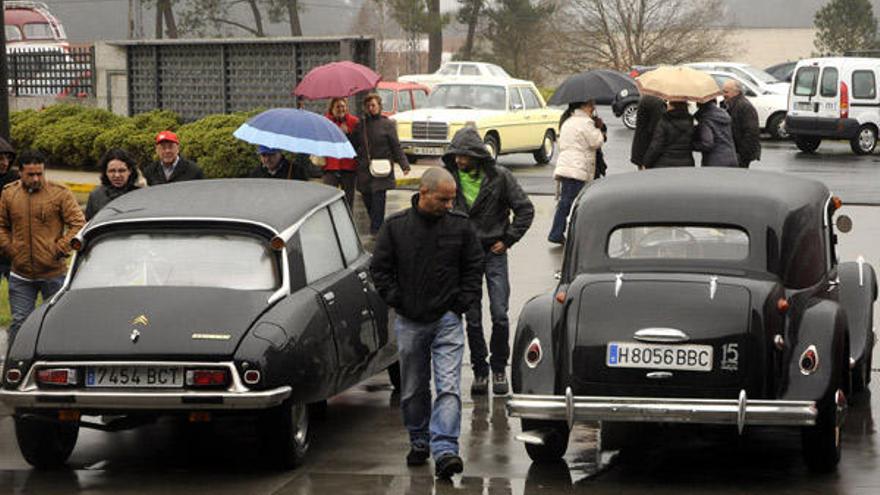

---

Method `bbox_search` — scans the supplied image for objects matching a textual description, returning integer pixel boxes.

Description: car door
[299,205,375,373]
[849,67,880,126]
[789,64,826,121]
[502,86,528,150]
[520,85,551,148]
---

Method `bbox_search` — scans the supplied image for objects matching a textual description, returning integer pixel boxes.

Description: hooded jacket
[441,127,534,249]
[643,107,696,168]
[371,194,484,323]
[693,102,739,167]
[630,95,667,167]
[0,179,85,279]
[724,93,762,166]
[554,109,604,182]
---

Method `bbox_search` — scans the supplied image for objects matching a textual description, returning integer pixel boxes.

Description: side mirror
[512,103,524,111]
[836,215,853,233]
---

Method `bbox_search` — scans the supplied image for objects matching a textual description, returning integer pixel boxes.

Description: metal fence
[123,37,375,121]
[7,46,95,98]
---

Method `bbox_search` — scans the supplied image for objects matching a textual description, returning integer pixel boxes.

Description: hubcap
[860,129,875,151]
[777,120,789,139]
[623,106,638,128]
[543,135,554,157]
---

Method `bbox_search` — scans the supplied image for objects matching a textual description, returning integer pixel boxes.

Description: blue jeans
[8,275,65,343]
[548,177,585,242]
[395,311,464,459]
[361,190,387,234]
[465,250,510,376]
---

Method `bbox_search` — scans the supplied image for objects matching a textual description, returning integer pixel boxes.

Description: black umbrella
[548,69,638,106]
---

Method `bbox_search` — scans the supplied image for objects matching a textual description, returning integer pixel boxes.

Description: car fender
[2,305,51,388]
[511,293,556,395]
[838,259,877,367]
[781,300,848,402]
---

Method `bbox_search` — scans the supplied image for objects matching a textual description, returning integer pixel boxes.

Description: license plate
[86,366,184,388]
[411,146,445,156]
[795,101,813,111]
[606,342,713,372]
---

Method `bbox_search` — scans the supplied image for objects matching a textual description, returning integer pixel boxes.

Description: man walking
[247,146,308,180]
[142,131,204,185]
[0,151,85,342]
[630,94,666,169]
[442,127,534,396]
[371,168,483,478]
[722,80,762,168]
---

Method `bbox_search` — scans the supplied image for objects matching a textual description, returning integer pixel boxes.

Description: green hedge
[8,105,278,178]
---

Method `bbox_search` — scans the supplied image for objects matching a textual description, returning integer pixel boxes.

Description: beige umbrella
[635,66,721,103]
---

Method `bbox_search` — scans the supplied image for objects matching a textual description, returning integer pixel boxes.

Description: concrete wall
[724,28,817,68]
[94,42,129,116]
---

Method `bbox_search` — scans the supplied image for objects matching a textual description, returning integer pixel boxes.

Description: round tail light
[5,368,22,384]
[524,338,542,368]
[243,369,261,385]
[799,345,819,375]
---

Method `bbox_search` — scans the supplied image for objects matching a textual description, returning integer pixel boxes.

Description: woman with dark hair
[85,148,140,220]
[547,100,604,244]
[323,97,360,207]
[643,101,695,169]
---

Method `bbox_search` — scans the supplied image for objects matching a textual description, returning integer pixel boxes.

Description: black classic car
[0,179,398,468]
[507,169,876,472]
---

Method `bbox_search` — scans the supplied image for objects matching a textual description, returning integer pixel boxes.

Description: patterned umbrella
[233,108,356,158]
[294,61,381,100]
[635,66,721,103]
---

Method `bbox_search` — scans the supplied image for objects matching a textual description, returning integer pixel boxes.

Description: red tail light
[840,81,849,119]
[525,338,543,368]
[799,346,819,375]
[37,368,78,386]
[5,368,22,384]
[186,369,229,387]
[777,297,790,314]
[242,369,261,385]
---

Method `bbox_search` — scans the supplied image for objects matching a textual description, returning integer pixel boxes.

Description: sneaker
[406,445,430,466]
[492,372,509,395]
[548,236,565,245]
[435,453,464,479]
[471,374,489,396]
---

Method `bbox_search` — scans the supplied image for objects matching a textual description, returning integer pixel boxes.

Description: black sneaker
[435,453,464,478]
[406,445,430,466]
[492,372,509,395]
[471,374,489,396]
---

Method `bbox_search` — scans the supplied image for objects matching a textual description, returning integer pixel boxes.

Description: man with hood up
[442,127,535,396]
[693,100,738,167]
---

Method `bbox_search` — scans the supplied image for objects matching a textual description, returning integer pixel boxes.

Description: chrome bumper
[507,388,817,432]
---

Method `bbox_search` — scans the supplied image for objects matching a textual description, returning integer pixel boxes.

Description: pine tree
[814,0,879,55]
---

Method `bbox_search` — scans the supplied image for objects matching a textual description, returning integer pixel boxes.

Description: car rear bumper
[506,388,817,430]
[785,115,860,139]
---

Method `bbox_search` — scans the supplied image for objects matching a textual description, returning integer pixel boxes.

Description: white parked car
[707,71,789,140]
[688,62,790,95]
[398,61,511,89]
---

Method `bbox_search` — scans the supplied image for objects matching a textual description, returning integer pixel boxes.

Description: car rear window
[71,232,280,291]
[607,226,749,261]
[852,70,876,99]
[793,67,819,97]
[820,67,838,97]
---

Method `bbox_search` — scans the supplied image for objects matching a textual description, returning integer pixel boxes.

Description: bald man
[722,80,761,168]
[371,168,483,478]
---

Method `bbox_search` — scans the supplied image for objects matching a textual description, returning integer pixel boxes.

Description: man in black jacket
[0,137,18,281]
[722,80,762,168]
[630,94,666,169]
[141,131,205,185]
[371,167,483,479]
[442,127,534,396]
[247,146,309,180]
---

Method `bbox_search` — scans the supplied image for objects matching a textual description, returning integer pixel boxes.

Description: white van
[786,57,880,154]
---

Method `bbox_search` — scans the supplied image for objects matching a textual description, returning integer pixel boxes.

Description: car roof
[434,77,532,86]
[85,179,343,236]
[795,57,880,67]
[688,61,749,68]
[378,81,429,91]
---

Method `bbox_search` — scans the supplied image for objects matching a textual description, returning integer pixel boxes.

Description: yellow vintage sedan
[392,78,562,165]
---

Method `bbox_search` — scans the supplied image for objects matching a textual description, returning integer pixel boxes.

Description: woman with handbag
[353,93,411,234]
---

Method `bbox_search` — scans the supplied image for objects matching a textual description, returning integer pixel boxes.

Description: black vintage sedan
[0,179,398,468]
[507,169,876,472]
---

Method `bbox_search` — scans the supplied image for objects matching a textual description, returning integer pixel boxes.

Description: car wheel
[521,418,569,462]
[801,349,846,473]
[850,125,877,155]
[622,103,638,130]
[484,134,499,161]
[794,136,821,153]
[262,399,311,469]
[533,130,556,165]
[387,361,401,392]
[14,413,79,469]
[767,113,788,140]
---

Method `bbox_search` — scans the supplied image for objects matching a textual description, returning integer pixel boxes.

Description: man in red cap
[141,130,204,186]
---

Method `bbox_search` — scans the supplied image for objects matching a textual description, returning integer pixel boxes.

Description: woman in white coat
[548,100,604,244]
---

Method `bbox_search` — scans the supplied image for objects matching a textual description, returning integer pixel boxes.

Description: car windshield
[5,25,22,41]
[71,232,280,291]
[607,225,749,260]
[23,23,54,40]
[740,65,781,84]
[427,84,506,110]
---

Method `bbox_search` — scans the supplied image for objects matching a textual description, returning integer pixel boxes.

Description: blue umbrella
[233,108,356,158]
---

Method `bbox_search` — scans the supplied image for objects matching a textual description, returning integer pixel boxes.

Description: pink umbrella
[293,61,382,100]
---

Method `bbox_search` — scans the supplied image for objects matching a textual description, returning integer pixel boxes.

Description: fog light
[186,369,228,387]
[243,369,261,385]
[799,345,819,375]
[5,368,22,384]
[36,368,78,386]
[524,338,542,368]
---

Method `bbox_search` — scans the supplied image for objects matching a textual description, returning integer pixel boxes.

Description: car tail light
[525,338,542,368]
[799,345,819,375]
[555,291,566,304]
[58,410,80,422]
[832,196,843,210]
[36,368,78,386]
[186,369,229,387]
[776,297,790,314]
[243,369,261,385]
[5,368,22,384]
[840,81,849,119]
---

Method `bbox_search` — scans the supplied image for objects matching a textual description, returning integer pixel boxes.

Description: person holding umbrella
[323,97,359,207]
[548,100,605,245]
[247,146,309,180]
[352,93,411,235]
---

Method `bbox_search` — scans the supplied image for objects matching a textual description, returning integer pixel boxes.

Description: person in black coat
[630,94,667,169]
[141,130,205,185]
[247,146,308,180]
[0,137,18,281]
[643,101,696,168]
[722,80,761,168]
[85,148,141,220]
[693,100,739,167]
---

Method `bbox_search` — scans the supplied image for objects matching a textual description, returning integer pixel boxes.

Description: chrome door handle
[358,271,369,282]
[323,291,336,303]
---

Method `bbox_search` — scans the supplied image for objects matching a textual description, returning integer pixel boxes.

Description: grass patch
[0,279,10,327]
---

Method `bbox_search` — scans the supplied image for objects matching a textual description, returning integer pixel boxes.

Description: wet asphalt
[1,109,880,493]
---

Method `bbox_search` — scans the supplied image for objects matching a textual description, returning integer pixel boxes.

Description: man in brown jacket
[0,150,85,341]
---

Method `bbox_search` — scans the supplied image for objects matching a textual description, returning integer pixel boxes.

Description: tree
[145,0,179,38]
[483,0,556,83]
[456,0,484,60]
[554,0,731,72]
[177,0,303,38]
[814,0,878,55]
[427,0,442,71]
